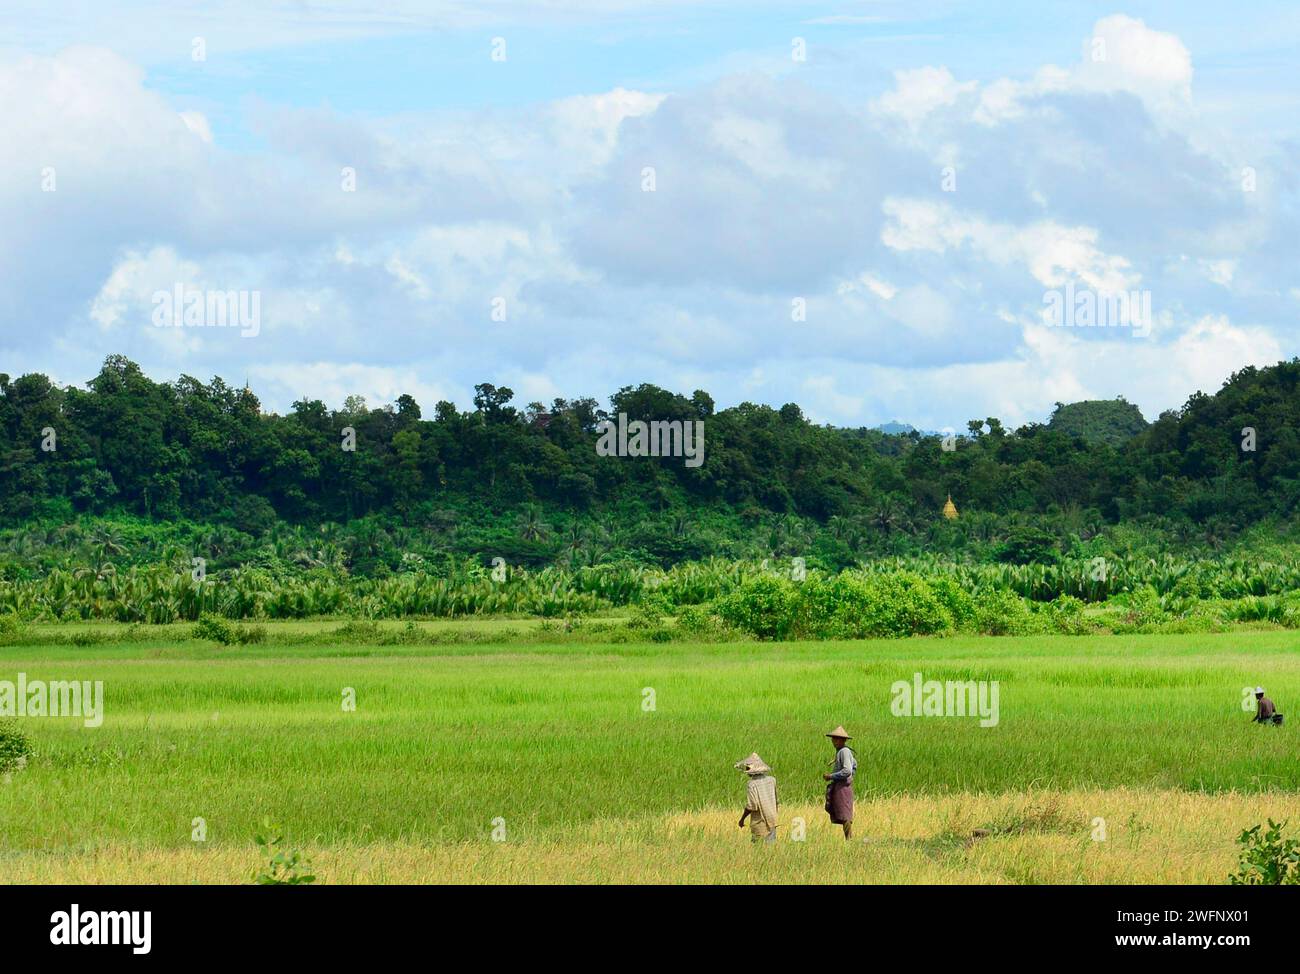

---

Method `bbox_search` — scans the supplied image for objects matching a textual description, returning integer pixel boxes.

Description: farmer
[1253,687,1284,725]
[735,752,779,843]
[822,725,857,840]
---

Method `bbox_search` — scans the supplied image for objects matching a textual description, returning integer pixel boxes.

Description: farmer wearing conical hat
[735,752,779,843]
[822,725,857,840]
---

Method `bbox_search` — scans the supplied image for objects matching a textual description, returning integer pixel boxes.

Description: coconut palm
[515,506,550,542]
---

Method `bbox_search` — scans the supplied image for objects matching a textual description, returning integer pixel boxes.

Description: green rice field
[2,624,1298,883]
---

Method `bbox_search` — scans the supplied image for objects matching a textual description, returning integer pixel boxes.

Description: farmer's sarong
[750,819,776,843]
[825,780,853,824]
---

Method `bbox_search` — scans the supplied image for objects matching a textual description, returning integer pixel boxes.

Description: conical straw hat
[825,725,852,740]
[734,752,772,774]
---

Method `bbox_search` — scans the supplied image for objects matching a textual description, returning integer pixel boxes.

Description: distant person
[735,752,778,843]
[1253,687,1284,725]
[822,725,857,840]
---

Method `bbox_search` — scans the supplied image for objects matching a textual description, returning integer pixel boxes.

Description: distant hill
[874,420,915,435]
[1048,398,1148,446]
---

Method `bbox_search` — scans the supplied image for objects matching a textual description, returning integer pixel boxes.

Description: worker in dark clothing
[1254,686,1284,725]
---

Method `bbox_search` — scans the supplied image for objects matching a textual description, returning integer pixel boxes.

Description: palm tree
[564,521,590,553]
[872,503,899,534]
[88,525,128,563]
[515,506,549,542]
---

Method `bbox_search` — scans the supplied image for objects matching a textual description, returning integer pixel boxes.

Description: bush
[0,612,24,645]
[926,576,977,632]
[675,604,728,638]
[974,589,1038,636]
[0,720,33,773]
[799,571,954,639]
[1230,820,1300,885]
[1109,585,1167,632]
[629,593,671,631]
[715,574,801,640]
[193,613,237,644]
[193,613,266,645]
[1037,595,1095,635]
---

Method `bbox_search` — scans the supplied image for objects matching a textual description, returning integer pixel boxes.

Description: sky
[1,1,1297,429]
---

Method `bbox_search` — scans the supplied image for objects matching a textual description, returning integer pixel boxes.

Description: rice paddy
[3,624,1298,883]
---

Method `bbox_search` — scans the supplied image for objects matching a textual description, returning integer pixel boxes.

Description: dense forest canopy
[1,356,1298,555]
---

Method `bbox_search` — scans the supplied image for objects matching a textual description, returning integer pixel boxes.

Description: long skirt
[825,780,854,824]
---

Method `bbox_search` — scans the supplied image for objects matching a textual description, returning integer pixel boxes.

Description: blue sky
[1,1,1297,428]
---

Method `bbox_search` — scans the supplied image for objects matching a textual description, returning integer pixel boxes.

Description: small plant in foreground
[1229,819,1300,884]
[253,819,316,885]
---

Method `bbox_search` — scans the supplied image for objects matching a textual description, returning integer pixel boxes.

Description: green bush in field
[193,613,237,644]
[1110,585,1167,632]
[1229,820,1300,885]
[974,589,1038,636]
[925,576,978,632]
[716,574,801,640]
[192,613,265,645]
[674,604,727,638]
[0,612,23,645]
[799,571,954,639]
[1036,595,1095,635]
[628,592,673,642]
[0,720,33,773]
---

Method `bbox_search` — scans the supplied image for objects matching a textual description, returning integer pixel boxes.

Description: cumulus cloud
[0,10,1295,432]
[874,66,977,128]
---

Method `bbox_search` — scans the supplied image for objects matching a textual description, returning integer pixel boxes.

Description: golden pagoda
[942,495,959,519]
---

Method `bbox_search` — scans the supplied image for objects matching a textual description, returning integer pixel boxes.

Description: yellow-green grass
[3,789,1294,884]
[3,626,1298,883]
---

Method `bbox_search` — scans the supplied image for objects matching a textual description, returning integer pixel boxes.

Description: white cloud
[880,198,1140,291]
[975,16,1192,126]
[178,110,214,144]
[874,66,977,128]
[0,13,1294,432]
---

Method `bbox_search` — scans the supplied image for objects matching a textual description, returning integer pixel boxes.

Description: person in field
[822,725,857,839]
[735,752,779,843]
[1253,687,1284,725]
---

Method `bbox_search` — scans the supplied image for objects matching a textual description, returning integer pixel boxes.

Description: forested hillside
[1047,398,1149,446]
[1,355,1298,572]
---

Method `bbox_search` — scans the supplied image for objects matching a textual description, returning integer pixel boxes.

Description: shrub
[629,593,671,630]
[193,613,237,644]
[1229,820,1300,885]
[331,619,384,642]
[0,720,33,773]
[1111,585,1167,632]
[675,605,727,638]
[1038,595,1094,635]
[715,574,800,640]
[974,589,1038,636]
[798,571,953,639]
[193,613,266,645]
[0,612,23,645]
[926,576,977,632]
[252,819,316,885]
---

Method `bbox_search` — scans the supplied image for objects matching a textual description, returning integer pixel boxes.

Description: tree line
[2,354,1298,552]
